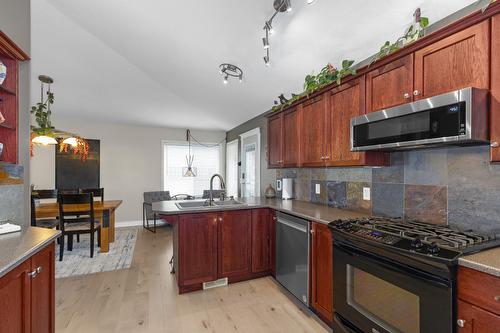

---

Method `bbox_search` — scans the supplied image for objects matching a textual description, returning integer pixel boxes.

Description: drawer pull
[403,93,410,99]
[494,295,500,302]
[413,90,420,96]
[491,141,499,148]
[457,319,466,328]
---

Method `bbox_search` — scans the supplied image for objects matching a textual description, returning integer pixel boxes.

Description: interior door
[414,20,489,100]
[240,128,260,198]
[328,77,364,165]
[218,210,252,279]
[491,14,500,162]
[366,54,414,113]
[300,94,327,167]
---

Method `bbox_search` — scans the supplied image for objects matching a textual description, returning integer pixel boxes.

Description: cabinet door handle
[28,270,38,279]
[491,141,499,148]
[36,266,43,274]
[413,90,420,96]
[219,217,223,222]
[494,295,500,302]
[324,156,330,160]
[403,93,411,99]
[457,319,466,328]
[320,156,325,160]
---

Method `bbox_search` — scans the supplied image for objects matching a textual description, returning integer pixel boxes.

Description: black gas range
[328,217,500,333]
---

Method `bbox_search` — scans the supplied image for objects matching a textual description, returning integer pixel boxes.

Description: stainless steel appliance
[328,218,500,333]
[276,212,309,305]
[351,87,488,151]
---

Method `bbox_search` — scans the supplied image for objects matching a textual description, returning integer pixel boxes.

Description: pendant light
[183,129,197,177]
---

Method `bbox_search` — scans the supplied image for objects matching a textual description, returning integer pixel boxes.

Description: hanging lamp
[182,129,197,177]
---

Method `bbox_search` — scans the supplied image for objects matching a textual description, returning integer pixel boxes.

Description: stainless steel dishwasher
[275,212,310,305]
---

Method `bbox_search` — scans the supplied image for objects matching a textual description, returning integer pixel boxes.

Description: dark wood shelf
[0,123,15,130]
[0,85,16,95]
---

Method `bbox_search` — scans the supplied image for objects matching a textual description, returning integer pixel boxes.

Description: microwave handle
[334,241,450,289]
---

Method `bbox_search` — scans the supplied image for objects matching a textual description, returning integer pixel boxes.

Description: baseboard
[115,219,168,228]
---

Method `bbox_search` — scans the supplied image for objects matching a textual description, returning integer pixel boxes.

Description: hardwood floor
[55,227,329,333]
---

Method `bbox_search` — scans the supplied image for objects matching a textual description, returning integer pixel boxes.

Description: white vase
[0,61,6,85]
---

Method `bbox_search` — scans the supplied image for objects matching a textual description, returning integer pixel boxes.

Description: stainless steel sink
[175,199,247,210]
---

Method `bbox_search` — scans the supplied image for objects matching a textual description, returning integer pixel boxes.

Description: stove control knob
[337,221,352,230]
[427,243,440,255]
[411,238,424,249]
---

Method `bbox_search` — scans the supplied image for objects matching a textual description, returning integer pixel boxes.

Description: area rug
[55,228,137,279]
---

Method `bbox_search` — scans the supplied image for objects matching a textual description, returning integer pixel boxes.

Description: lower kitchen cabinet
[251,209,270,274]
[457,266,500,332]
[218,210,252,280]
[0,242,55,333]
[177,213,218,291]
[457,299,500,333]
[310,222,334,325]
[175,209,272,293]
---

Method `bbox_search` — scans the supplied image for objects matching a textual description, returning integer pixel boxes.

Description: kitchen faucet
[209,174,226,205]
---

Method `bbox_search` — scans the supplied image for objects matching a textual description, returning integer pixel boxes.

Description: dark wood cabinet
[457,266,500,333]
[414,20,490,100]
[0,242,55,333]
[310,222,334,325]
[178,213,218,290]
[267,114,283,168]
[0,260,31,333]
[327,77,387,167]
[300,94,328,167]
[491,14,500,162]
[366,54,414,113]
[30,244,55,333]
[282,107,300,167]
[270,210,276,277]
[218,210,252,280]
[251,209,270,274]
[457,299,500,333]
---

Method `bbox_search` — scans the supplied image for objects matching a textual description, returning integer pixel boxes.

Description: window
[163,141,223,196]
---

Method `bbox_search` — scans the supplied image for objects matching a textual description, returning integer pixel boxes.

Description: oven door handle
[334,241,451,289]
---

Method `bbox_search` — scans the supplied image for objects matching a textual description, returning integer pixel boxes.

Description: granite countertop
[459,247,500,278]
[152,197,369,225]
[0,226,61,278]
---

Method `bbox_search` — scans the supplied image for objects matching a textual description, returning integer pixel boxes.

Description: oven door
[333,241,453,333]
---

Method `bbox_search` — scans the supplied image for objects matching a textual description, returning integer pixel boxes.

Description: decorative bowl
[0,61,6,85]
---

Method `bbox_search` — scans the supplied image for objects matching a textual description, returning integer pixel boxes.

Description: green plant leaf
[420,17,429,28]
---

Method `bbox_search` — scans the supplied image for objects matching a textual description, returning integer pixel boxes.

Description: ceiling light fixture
[262,37,269,49]
[219,63,243,85]
[306,0,316,4]
[261,0,295,66]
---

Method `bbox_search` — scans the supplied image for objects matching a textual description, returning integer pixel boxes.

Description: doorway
[239,128,260,198]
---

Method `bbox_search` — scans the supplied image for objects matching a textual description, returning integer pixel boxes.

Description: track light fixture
[219,63,243,85]
[307,0,316,3]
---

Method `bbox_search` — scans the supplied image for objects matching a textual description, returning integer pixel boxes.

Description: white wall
[30,116,226,224]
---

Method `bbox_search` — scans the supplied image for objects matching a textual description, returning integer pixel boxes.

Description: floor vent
[203,277,228,290]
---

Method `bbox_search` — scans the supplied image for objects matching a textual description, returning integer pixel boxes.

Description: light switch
[315,183,321,195]
[363,187,371,201]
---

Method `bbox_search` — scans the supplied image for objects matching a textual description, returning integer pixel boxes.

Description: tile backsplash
[275,145,500,232]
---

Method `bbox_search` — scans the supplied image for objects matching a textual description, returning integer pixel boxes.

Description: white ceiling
[31,0,477,131]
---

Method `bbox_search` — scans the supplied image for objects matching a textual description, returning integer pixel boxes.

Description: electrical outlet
[276,179,282,191]
[315,183,321,195]
[363,187,371,201]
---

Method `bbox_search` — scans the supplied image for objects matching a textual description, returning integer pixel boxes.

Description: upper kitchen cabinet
[300,94,329,167]
[327,77,387,167]
[282,107,300,167]
[267,113,283,168]
[491,14,500,162]
[366,54,414,113]
[414,20,490,100]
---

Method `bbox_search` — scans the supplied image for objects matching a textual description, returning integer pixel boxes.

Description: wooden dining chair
[31,189,59,228]
[58,193,101,261]
[80,188,104,203]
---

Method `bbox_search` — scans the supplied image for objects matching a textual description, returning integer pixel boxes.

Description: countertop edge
[458,257,500,278]
[0,228,61,278]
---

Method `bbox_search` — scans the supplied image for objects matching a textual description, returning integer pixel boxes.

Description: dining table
[35,200,123,253]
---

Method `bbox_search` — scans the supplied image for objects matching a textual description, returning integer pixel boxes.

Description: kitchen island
[152,198,367,293]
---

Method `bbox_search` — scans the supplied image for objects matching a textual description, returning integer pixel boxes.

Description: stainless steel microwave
[351,87,489,151]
